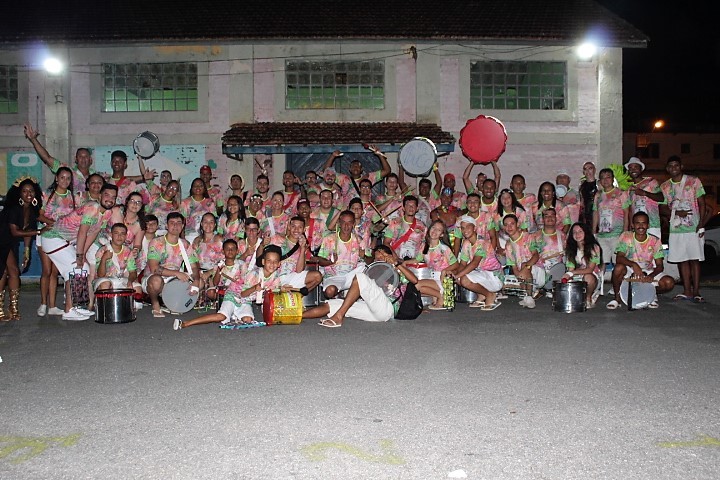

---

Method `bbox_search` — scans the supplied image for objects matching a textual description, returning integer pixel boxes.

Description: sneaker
[173,319,183,330]
[133,301,143,310]
[37,304,48,316]
[519,296,536,309]
[62,308,90,321]
[47,307,65,316]
[75,307,94,316]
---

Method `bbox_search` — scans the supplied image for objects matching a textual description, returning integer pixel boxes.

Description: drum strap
[325,208,337,230]
[391,218,417,251]
[177,241,194,275]
[668,174,687,227]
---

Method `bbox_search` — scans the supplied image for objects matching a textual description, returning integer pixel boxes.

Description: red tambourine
[459,115,508,165]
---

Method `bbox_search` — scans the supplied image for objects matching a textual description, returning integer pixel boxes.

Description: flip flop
[318,318,342,328]
[693,296,706,304]
[428,305,447,311]
[152,310,166,318]
[672,294,689,301]
[648,300,659,309]
[606,300,620,310]
[480,302,501,311]
[469,300,486,308]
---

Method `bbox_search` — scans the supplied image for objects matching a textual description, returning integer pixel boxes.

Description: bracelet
[698,228,705,234]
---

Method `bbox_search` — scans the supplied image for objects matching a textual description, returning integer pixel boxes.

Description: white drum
[399,137,437,177]
[162,279,199,313]
[133,131,160,159]
[620,280,655,310]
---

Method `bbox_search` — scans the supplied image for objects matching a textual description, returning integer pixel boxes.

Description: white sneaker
[134,301,143,310]
[47,307,65,316]
[75,307,94,316]
[173,319,182,330]
[37,304,48,316]
[62,308,90,321]
[519,296,536,309]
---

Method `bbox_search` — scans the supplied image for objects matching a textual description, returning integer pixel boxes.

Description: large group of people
[0,123,712,327]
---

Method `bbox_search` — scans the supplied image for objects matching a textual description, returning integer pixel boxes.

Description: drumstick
[626,279,634,311]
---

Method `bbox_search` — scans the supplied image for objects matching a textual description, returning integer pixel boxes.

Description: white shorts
[464,270,503,293]
[326,272,394,322]
[622,268,672,287]
[668,232,705,262]
[597,236,620,264]
[93,277,140,290]
[323,265,365,291]
[42,236,88,281]
[85,243,100,271]
[279,270,309,289]
[141,274,175,293]
[218,300,254,322]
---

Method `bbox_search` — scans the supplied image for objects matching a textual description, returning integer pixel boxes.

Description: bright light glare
[43,58,63,74]
[577,42,597,60]
[653,120,665,130]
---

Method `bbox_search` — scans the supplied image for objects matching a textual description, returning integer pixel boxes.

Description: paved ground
[1,285,719,479]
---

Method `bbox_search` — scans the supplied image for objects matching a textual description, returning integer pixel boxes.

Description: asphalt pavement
[1,284,719,479]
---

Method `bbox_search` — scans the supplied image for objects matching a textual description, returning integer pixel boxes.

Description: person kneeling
[303,245,418,328]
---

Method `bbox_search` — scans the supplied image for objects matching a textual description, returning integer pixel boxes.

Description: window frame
[0,55,29,125]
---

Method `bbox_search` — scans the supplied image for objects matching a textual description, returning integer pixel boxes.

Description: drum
[459,115,508,165]
[133,131,160,159]
[620,280,655,310]
[364,262,400,296]
[555,184,568,198]
[544,262,567,290]
[398,137,437,177]
[263,291,303,325]
[455,285,478,303]
[303,261,321,308]
[162,279,200,313]
[552,281,587,313]
[216,286,226,312]
[406,262,433,307]
[95,289,136,324]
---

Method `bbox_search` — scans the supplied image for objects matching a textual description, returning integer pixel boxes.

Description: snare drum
[162,279,199,313]
[406,262,433,307]
[95,289,136,324]
[620,280,655,310]
[552,281,587,313]
[399,137,437,177]
[263,291,303,325]
[133,131,160,159]
[455,285,478,303]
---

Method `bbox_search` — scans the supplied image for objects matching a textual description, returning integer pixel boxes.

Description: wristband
[698,228,705,234]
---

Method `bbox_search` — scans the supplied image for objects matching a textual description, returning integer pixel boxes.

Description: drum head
[620,280,655,309]
[555,184,568,197]
[162,280,199,313]
[133,131,160,159]
[399,137,437,177]
[364,262,399,294]
[459,115,507,164]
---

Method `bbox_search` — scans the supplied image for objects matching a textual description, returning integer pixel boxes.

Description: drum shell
[407,263,432,307]
[263,291,303,325]
[95,289,136,324]
[552,281,587,313]
[455,285,478,303]
[133,131,160,158]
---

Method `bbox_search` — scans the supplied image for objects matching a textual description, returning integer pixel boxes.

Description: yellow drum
[263,291,303,325]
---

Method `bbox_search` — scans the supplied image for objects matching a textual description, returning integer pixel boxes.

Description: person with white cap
[556,168,581,224]
[625,156,664,239]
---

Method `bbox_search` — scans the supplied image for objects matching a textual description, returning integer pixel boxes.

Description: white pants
[464,270,503,293]
[93,277,140,290]
[326,272,394,322]
[279,270,309,289]
[323,265,366,291]
[597,236,620,264]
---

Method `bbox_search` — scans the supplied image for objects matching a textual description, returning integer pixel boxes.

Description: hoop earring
[18,199,24,206]
[32,198,38,207]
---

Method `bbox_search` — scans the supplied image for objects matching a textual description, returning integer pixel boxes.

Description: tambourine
[459,115,507,164]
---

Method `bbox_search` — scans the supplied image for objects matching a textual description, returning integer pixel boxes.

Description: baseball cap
[557,168,570,177]
[459,215,476,225]
[625,157,645,171]
[444,173,455,181]
[200,165,212,174]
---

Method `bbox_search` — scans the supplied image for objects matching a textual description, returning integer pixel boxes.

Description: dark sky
[596,0,720,132]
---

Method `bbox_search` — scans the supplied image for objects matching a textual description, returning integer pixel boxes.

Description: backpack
[394,283,423,320]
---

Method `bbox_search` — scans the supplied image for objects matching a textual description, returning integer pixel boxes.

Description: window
[470,61,566,110]
[286,60,384,109]
[0,65,18,114]
[681,143,690,154]
[641,143,660,159]
[102,63,198,112]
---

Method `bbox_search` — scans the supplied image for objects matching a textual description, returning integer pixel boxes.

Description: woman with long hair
[0,178,45,320]
[36,167,76,316]
[494,188,527,256]
[76,173,104,205]
[535,181,571,233]
[563,222,602,308]
[146,179,181,234]
[193,213,224,302]
[218,195,244,241]
[415,220,459,310]
[180,177,216,243]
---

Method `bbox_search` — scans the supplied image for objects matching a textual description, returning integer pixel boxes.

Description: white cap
[459,215,476,225]
[557,168,570,177]
[625,157,645,171]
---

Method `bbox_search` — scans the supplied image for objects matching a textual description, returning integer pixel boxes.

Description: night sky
[596,0,720,132]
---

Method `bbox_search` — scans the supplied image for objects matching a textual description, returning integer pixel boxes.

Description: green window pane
[494,99,505,109]
[518,99,529,109]
[115,101,127,111]
[372,98,384,109]
[104,101,115,112]
[529,99,541,109]
[140,100,151,111]
[188,98,198,110]
[481,99,493,109]
[176,99,187,110]
[127,100,139,111]
[470,98,481,109]
[151,100,163,110]
[115,89,126,100]
[0,103,8,114]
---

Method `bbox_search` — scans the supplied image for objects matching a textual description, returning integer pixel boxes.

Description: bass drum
[552,281,587,313]
[620,280,655,310]
[263,291,303,325]
[162,279,199,313]
[95,289,136,324]
[398,137,437,177]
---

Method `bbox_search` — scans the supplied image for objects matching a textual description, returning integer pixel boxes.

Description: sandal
[173,318,182,330]
[469,300,485,308]
[606,300,620,310]
[648,300,659,309]
[673,294,689,302]
[480,302,501,311]
[693,296,706,304]
[152,310,166,318]
[318,318,342,328]
[428,304,447,311]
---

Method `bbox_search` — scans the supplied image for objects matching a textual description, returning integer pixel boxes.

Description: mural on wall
[93,145,209,195]
[1,152,44,194]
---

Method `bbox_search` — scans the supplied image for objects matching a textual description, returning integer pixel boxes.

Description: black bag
[394,282,423,320]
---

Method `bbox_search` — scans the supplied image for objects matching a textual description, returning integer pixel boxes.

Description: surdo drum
[398,137,437,177]
[406,262,433,307]
[263,291,303,325]
[620,279,655,310]
[95,289,136,324]
[133,131,160,159]
[459,115,508,164]
[162,279,200,313]
[552,280,587,313]
[363,262,400,296]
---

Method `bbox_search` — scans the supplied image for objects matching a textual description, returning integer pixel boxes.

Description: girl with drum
[146,179,181,233]
[76,173,104,206]
[260,191,291,238]
[192,212,224,295]
[173,244,283,330]
[0,178,45,321]
[562,222,602,309]
[218,195,245,241]
[37,167,76,316]
[414,220,459,310]
[180,178,217,243]
[303,244,419,328]
[535,182,572,234]
[375,174,406,222]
